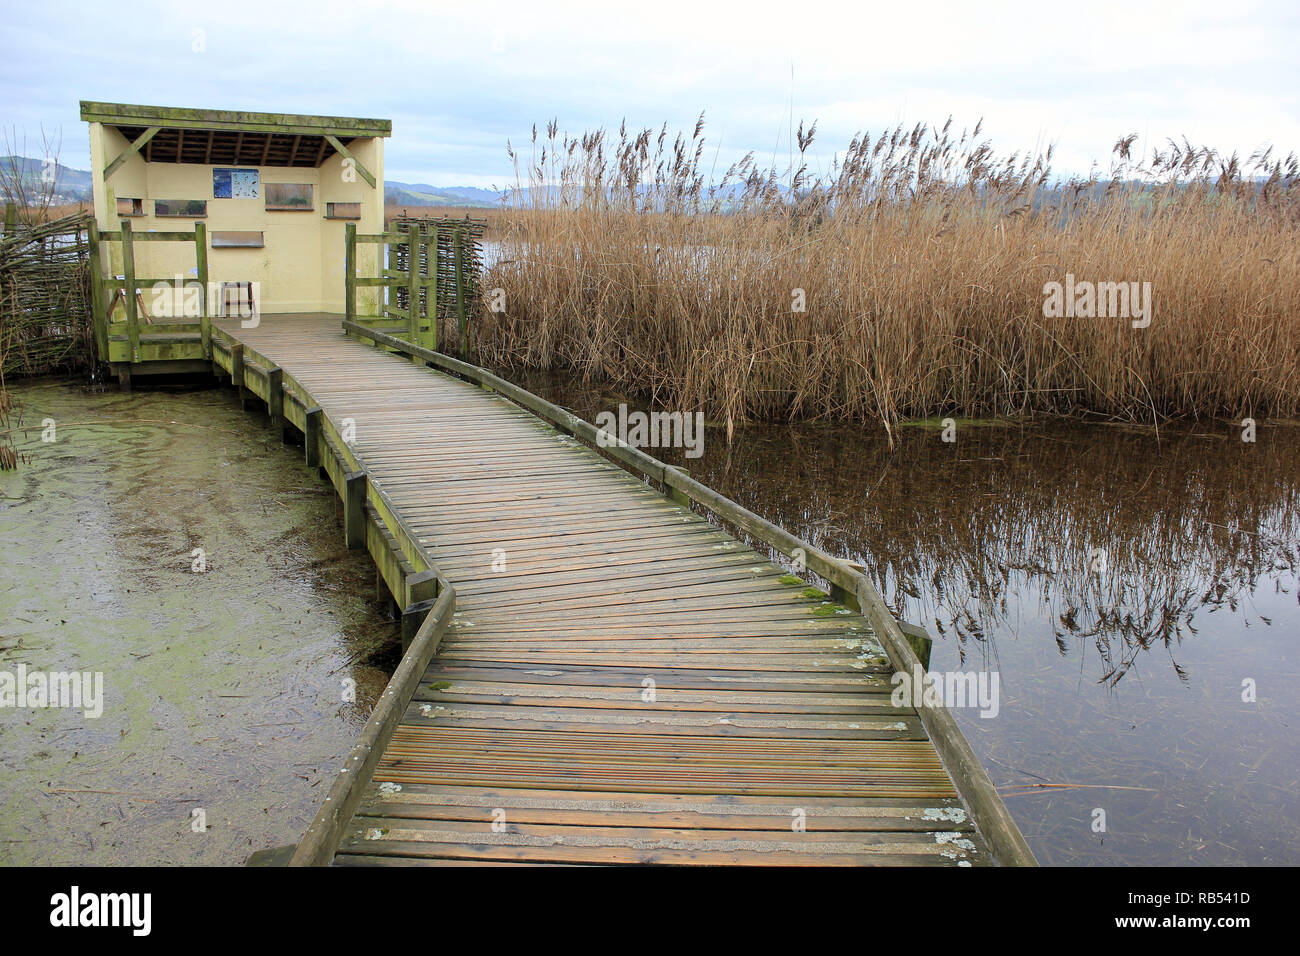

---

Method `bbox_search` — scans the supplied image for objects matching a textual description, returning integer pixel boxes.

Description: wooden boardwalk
[217,314,1031,867]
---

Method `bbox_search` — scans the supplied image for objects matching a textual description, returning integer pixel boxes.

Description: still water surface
[0,381,397,865]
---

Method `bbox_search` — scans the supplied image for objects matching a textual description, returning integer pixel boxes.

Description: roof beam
[104,126,161,180]
[324,135,376,189]
[81,100,391,139]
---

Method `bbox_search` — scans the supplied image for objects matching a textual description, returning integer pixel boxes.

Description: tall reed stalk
[479,118,1299,432]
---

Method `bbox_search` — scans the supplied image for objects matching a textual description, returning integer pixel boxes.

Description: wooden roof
[80,101,391,168]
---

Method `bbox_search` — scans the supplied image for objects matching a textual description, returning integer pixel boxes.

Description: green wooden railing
[89,219,210,363]
[344,218,481,358]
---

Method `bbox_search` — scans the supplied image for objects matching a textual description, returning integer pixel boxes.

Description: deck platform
[211,313,1032,867]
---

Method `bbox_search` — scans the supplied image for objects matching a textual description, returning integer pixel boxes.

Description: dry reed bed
[477,119,1299,429]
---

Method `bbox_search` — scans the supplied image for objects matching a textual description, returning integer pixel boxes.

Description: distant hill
[0,156,93,203]
[385,181,503,208]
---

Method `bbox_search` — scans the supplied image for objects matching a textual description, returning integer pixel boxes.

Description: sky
[2,0,1297,189]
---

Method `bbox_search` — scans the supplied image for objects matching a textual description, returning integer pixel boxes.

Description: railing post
[194,221,210,358]
[431,225,440,351]
[344,221,356,323]
[120,219,139,362]
[86,218,108,362]
[453,226,467,360]
[406,222,420,346]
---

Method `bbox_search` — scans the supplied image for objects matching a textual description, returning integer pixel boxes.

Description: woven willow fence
[389,215,486,353]
[0,210,95,379]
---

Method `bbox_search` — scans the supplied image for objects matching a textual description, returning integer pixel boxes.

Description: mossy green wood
[344,222,356,323]
[194,221,210,358]
[267,366,284,426]
[406,223,420,347]
[80,101,392,139]
[86,219,108,361]
[304,406,323,470]
[119,220,139,361]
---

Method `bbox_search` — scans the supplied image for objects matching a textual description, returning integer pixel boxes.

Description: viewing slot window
[265,183,313,211]
[154,199,207,217]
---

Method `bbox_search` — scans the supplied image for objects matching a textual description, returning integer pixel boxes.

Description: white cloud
[4,0,1296,187]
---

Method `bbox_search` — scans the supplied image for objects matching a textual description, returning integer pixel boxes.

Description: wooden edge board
[287,573,455,866]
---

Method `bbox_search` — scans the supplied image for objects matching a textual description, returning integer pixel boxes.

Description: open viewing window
[265,183,313,211]
[211,231,265,248]
[154,199,207,217]
[325,201,361,219]
[116,197,144,217]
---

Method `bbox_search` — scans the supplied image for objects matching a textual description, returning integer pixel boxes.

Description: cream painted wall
[90,121,385,314]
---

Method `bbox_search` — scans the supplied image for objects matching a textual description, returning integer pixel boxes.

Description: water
[0,380,398,865]
[514,370,1300,866]
[3,371,1295,866]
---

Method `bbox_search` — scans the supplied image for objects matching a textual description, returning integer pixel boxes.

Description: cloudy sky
[3,0,1297,188]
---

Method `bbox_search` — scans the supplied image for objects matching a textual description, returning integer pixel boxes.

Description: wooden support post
[267,366,284,432]
[116,364,131,392]
[304,406,322,469]
[401,601,431,652]
[3,202,16,232]
[343,471,366,549]
[86,219,108,361]
[399,578,439,652]
[406,223,420,348]
[344,222,356,324]
[453,227,467,359]
[405,569,440,609]
[194,221,210,358]
[230,343,245,404]
[120,219,139,362]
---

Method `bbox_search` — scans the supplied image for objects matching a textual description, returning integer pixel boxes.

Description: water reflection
[701,423,1298,691]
